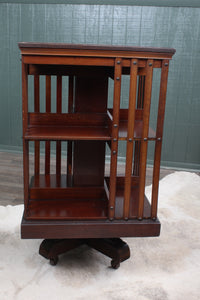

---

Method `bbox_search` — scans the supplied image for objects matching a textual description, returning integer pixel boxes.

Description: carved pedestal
[39,238,130,269]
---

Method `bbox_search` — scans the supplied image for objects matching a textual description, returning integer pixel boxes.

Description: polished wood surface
[39,238,130,269]
[18,42,176,53]
[25,126,111,141]
[34,75,40,176]
[124,59,138,219]
[21,217,161,239]
[138,60,154,220]
[19,43,176,245]
[26,198,108,220]
[151,60,170,219]
[26,111,156,141]
[19,42,176,61]
[109,58,122,220]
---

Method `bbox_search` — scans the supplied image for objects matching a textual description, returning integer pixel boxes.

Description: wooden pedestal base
[39,238,130,269]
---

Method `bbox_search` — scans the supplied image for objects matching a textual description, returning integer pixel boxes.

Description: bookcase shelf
[25,110,156,141]
[27,174,151,221]
[26,198,108,220]
[25,125,111,141]
[19,43,175,267]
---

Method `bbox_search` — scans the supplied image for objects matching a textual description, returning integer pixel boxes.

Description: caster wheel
[50,256,58,266]
[111,259,120,269]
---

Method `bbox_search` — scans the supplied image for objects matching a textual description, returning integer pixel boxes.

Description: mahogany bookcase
[19,43,175,268]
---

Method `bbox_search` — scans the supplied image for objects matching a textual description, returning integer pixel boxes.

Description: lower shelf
[22,173,160,238]
[26,174,152,220]
[26,198,107,220]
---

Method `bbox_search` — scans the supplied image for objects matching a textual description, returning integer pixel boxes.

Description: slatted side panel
[33,75,71,179]
[67,76,74,186]
[56,75,62,175]
[109,58,122,220]
[34,75,40,175]
[138,60,153,220]
[151,60,169,219]
[123,59,138,219]
[45,75,51,175]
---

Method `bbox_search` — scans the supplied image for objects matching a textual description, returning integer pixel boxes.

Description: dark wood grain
[28,112,108,126]
[151,60,169,219]
[21,217,161,239]
[124,59,138,219]
[138,60,154,220]
[56,75,62,175]
[22,62,29,211]
[34,75,40,175]
[109,58,122,220]
[25,126,111,141]
[45,76,51,175]
[133,75,145,176]
[38,238,130,269]
[67,76,73,186]
[73,75,108,187]
[23,56,116,67]
[19,43,175,245]
[18,42,176,54]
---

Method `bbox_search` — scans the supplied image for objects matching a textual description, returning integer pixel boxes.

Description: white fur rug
[0,172,200,300]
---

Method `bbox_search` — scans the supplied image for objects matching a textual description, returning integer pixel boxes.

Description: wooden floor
[0,151,175,206]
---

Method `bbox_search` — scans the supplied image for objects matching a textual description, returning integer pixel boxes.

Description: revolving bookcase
[19,43,175,268]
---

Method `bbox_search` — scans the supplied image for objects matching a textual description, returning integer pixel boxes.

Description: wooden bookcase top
[18,42,176,60]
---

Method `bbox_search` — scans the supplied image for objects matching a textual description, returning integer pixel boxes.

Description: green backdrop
[0,2,199,170]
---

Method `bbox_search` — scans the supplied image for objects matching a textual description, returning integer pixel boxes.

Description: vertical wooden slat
[133,76,145,176]
[138,76,145,108]
[34,75,40,175]
[109,58,122,220]
[56,75,62,175]
[133,141,140,176]
[67,76,74,185]
[138,60,153,220]
[123,59,138,219]
[45,75,51,175]
[22,61,29,212]
[151,60,169,219]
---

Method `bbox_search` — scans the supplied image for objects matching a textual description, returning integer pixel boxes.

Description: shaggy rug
[0,172,199,300]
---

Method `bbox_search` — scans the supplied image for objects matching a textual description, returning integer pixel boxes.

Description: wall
[0,2,199,170]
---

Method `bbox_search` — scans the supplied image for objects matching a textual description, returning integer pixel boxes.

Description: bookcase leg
[86,238,130,269]
[39,239,85,266]
[39,238,130,269]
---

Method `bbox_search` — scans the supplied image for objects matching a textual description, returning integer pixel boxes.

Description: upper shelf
[108,109,156,140]
[118,120,156,140]
[24,111,156,141]
[25,112,111,141]
[25,126,110,141]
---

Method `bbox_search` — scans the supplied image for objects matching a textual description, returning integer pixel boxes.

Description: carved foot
[86,238,130,269]
[39,239,84,265]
